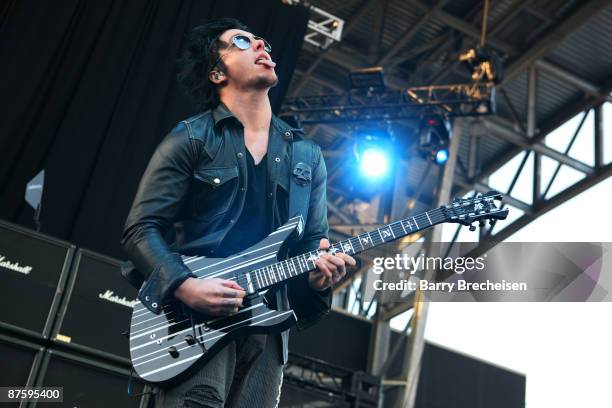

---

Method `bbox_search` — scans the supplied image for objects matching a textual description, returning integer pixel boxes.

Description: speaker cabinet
[51,249,137,363]
[28,349,145,408]
[0,332,45,408]
[290,309,372,372]
[0,220,74,339]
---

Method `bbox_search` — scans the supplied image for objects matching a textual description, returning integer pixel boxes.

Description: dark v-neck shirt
[220,150,270,256]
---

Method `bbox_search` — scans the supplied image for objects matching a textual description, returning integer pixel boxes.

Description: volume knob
[168,346,179,358]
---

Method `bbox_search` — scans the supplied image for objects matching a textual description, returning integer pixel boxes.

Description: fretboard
[245,207,447,292]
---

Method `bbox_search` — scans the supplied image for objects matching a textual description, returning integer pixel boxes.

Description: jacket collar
[211,103,236,127]
[212,103,302,142]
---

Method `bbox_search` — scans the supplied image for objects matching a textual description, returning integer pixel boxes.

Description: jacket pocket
[193,166,239,218]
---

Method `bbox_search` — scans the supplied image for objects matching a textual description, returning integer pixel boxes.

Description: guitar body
[128,191,508,384]
[129,216,305,384]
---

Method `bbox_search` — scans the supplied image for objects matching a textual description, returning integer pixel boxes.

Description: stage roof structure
[283,1,611,406]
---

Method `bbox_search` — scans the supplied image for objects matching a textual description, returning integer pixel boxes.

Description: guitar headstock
[442,190,509,231]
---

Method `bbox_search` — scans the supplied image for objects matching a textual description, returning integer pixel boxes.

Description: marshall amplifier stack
[0,220,74,339]
[0,220,147,407]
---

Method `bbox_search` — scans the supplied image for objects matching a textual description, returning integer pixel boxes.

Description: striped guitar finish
[129,190,508,384]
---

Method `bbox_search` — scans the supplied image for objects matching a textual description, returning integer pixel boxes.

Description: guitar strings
[130,202,500,365]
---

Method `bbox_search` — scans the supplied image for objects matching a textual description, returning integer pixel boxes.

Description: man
[121,18,355,407]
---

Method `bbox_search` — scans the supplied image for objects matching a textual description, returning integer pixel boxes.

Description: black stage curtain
[0,0,309,258]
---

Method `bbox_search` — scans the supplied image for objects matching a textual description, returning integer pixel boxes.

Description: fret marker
[382,228,392,239]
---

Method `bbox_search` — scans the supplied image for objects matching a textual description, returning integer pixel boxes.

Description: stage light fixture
[353,134,394,181]
[435,149,449,165]
[359,147,390,179]
[418,114,451,165]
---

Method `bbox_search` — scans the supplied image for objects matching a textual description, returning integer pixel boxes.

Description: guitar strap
[275,138,316,365]
[288,139,315,237]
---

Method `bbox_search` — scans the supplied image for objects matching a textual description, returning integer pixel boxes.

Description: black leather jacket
[121,103,331,331]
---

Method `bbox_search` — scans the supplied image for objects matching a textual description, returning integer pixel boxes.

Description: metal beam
[375,0,448,66]
[294,69,344,93]
[467,163,612,257]
[481,119,593,174]
[370,0,387,62]
[488,0,532,37]
[468,79,612,192]
[500,0,609,87]
[594,104,604,168]
[542,110,589,198]
[386,33,450,69]
[407,0,517,55]
[527,66,541,206]
[535,59,608,98]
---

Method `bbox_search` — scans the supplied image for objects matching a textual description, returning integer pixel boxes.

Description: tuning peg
[479,220,486,228]
[489,220,497,227]
[469,224,476,232]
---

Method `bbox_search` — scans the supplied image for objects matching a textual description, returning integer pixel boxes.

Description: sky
[390,103,612,407]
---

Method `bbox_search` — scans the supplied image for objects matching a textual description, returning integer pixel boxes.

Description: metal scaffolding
[286,1,612,406]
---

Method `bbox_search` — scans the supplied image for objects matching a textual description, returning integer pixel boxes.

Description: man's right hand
[173,277,246,316]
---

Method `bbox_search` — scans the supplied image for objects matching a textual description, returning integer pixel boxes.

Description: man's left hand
[308,238,356,291]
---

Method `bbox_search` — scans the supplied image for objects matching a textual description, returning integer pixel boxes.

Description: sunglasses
[210,34,272,73]
[226,34,272,53]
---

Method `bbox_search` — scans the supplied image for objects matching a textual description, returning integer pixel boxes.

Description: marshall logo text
[98,290,138,308]
[0,254,33,275]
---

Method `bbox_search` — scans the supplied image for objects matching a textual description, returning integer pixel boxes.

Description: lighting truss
[283,0,344,49]
[280,82,496,124]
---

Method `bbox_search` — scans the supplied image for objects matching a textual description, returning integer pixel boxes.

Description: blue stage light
[435,149,449,165]
[359,147,390,178]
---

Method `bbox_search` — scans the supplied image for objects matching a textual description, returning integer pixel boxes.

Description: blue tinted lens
[233,35,251,50]
[232,35,272,53]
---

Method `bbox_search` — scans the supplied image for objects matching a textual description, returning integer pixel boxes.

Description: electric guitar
[129,190,508,384]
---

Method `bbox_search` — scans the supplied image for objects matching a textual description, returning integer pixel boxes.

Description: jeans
[153,333,284,407]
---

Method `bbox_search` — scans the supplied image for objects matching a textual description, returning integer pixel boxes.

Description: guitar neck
[245,207,447,292]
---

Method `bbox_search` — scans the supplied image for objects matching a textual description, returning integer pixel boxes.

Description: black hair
[177,18,250,111]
